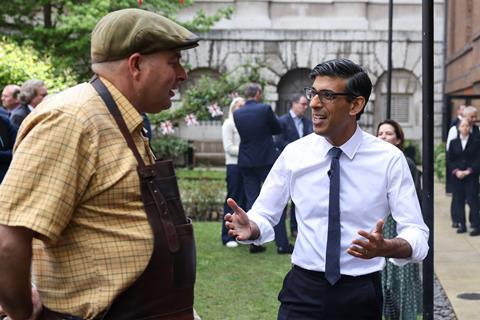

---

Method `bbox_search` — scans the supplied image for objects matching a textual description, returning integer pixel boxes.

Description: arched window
[277,68,311,118]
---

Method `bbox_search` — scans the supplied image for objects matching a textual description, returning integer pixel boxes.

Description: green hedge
[176,168,226,221]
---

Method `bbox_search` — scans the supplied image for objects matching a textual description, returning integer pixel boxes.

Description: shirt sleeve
[240,152,291,245]
[387,152,429,266]
[0,108,96,242]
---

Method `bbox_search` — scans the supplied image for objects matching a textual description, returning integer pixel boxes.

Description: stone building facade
[444,0,480,137]
[176,0,445,149]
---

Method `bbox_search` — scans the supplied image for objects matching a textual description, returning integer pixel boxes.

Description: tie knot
[328,147,342,159]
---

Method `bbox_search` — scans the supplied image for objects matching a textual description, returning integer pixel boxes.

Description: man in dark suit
[234,83,294,254]
[275,93,312,237]
[0,114,17,183]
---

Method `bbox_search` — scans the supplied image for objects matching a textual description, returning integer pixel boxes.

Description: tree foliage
[0,0,233,81]
[0,37,76,91]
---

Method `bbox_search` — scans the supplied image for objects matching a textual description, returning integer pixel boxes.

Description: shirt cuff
[388,228,429,266]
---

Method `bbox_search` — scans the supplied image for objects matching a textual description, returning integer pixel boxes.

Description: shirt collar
[289,109,300,120]
[318,125,363,160]
[99,77,144,134]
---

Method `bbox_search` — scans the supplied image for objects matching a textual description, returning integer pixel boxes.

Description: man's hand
[347,219,386,259]
[224,198,259,241]
[347,218,413,259]
[0,288,42,320]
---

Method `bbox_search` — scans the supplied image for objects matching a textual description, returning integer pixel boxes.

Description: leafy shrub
[434,142,446,182]
[404,139,421,164]
[176,169,226,221]
[150,135,190,160]
[0,37,75,92]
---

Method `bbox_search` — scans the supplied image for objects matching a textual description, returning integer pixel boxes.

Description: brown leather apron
[41,77,196,320]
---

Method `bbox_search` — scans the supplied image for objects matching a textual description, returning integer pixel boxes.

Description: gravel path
[434,274,457,320]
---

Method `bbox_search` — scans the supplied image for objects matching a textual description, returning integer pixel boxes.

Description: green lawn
[193,221,293,320]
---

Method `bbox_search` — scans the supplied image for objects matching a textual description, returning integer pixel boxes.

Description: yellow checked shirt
[0,78,155,319]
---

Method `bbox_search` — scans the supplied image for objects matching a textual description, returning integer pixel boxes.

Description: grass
[193,221,293,320]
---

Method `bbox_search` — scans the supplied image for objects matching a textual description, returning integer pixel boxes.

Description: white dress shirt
[245,126,429,276]
[289,109,304,138]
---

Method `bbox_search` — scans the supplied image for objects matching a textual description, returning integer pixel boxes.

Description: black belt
[292,264,380,282]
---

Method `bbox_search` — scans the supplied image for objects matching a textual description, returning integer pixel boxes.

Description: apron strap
[89,75,148,170]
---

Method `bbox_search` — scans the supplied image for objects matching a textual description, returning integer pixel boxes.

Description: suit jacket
[274,111,313,151]
[10,104,31,128]
[447,135,480,174]
[233,100,282,168]
[0,114,17,182]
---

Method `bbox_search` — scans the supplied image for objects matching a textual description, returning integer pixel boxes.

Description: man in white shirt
[225,58,429,319]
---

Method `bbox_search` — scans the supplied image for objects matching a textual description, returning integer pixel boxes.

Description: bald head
[1,85,20,110]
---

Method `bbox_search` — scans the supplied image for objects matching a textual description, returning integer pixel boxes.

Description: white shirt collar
[317,125,362,161]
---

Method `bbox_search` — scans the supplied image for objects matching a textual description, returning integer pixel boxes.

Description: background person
[274,93,312,237]
[233,83,293,254]
[225,58,428,319]
[1,85,21,114]
[0,113,17,183]
[221,96,246,248]
[0,9,200,320]
[447,118,480,236]
[10,79,48,128]
[377,119,423,320]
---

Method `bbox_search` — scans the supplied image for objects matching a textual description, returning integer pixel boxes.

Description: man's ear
[127,53,142,80]
[349,96,366,117]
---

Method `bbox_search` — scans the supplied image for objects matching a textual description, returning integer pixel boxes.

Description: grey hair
[19,79,45,104]
[463,106,477,117]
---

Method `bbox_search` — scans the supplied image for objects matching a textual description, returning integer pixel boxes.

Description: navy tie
[325,147,342,285]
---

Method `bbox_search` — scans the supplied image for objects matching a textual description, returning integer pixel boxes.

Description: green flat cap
[91,8,200,63]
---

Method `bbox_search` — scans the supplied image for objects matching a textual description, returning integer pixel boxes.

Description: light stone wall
[177,0,445,145]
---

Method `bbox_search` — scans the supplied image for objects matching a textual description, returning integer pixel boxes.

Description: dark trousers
[452,173,480,227]
[240,165,289,248]
[278,265,382,320]
[222,164,246,244]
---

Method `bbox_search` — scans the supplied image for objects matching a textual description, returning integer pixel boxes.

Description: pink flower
[207,103,224,117]
[184,113,199,126]
[160,121,174,135]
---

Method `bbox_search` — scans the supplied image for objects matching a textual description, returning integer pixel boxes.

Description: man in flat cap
[0,9,199,320]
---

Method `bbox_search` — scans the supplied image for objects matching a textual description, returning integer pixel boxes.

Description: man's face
[309,76,357,145]
[1,86,19,109]
[291,96,309,118]
[30,85,48,108]
[465,111,477,125]
[137,50,186,113]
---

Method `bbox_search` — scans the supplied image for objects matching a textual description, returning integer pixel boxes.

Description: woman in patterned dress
[377,119,423,320]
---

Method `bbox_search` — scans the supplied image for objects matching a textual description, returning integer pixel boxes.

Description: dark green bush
[434,142,446,182]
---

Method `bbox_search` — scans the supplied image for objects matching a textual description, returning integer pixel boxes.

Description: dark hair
[290,93,306,104]
[244,83,262,99]
[376,119,405,150]
[13,88,20,99]
[309,58,372,120]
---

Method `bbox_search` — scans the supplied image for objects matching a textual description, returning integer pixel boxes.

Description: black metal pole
[386,0,393,119]
[422,0,434,319]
